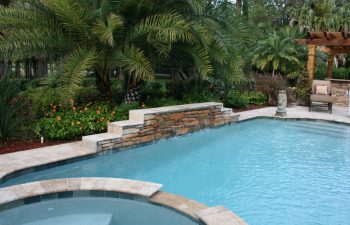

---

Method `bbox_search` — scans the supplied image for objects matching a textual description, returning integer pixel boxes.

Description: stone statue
[275,90,287,117]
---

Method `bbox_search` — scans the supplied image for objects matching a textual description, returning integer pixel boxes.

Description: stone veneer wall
[83,102,239,152]
[331,79,350,106]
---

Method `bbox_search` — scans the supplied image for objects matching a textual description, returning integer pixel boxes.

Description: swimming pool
[2,118,350,225]
[0,197,196,225]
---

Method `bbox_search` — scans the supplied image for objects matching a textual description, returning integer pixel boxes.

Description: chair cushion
[310,94,333,103]
[315,85,328,95]
[312,80,331,95]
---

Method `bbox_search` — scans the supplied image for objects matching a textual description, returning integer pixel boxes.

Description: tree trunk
[0,60,4,77]
[2,59,11,76]
[242,0,249,18]
[35,58,48,78]
[95,69,112,100]
[272,70,275,77]
[236,0,242,15]
[15,61,21,78]
[124,77,141,104]
[24,59,33,80]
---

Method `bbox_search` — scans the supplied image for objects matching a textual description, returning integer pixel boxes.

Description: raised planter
[83,102,239,152]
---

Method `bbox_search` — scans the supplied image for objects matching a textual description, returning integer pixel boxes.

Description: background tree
[290,0,350,32]
[252,27,304,77]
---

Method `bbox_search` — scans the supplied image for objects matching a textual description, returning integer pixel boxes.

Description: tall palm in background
[290,0,350,32]
[0,0,248,103]
[252,28,303,77]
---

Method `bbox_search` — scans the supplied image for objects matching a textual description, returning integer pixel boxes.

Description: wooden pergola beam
[297,39,350,46]
[320,46,350,54]
[342,31,348,40]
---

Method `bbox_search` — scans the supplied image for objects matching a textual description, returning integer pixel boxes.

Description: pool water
[0,197,196,225]
[2,119,350,225]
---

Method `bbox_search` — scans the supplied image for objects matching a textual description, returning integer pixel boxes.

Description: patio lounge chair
[309,80,333,114]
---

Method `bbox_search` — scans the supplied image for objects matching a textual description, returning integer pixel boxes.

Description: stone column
[307,45,317,81]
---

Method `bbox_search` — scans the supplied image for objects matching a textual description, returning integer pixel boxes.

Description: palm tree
[290,0,350,32]
[0,0,246,104]
[252,28,303,77]
[0,75,27,142]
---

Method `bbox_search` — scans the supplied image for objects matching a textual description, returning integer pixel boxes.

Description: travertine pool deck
[239,106,350,123]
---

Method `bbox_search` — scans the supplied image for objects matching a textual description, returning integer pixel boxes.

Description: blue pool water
[2,119,350,225]
[0,198,196,225]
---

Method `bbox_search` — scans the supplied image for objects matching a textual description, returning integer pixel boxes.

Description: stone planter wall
[83,102,239,152]
[330,79,350,106]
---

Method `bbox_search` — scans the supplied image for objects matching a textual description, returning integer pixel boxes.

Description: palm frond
[57,48,98,103]
[42,0,91,40]
[111,45,154,82]
[185,46,213,79]
[132,12,194,44]
[93,13,124,46]
[0,28,72,60]
[185,0,204,15]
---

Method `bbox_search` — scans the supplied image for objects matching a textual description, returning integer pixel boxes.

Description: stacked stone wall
[82,103,238,151]
[331,80,350,106]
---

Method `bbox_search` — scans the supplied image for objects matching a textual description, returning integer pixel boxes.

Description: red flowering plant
[37,102,138,140]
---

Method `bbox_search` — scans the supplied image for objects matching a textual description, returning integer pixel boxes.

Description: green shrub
[224,90,267,109]
[38,102,139,140]
[225,90,249,108]
[141,81,169,102]
[314,64,326,80]
[183,89,218,103]
[315,66,350,80]
[76,87,102,104]
[244,91,267,105]
[332,67,350,79]
[0,76,28,142]
[295,70,311,105]
[144,98,183,108]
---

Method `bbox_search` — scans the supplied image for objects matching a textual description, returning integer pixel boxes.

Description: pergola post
[326,53,334,79]
[307,45,317,81]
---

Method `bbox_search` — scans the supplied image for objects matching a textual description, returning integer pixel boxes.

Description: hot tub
[0,196,196,225]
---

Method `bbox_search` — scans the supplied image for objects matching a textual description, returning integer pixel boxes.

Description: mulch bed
[0,139,73,155]
[232,105,268,113]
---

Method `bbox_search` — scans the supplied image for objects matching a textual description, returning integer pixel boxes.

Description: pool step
[82,133,121,150]
[287,123,349,134]
[108,120,144,135]
[286,123,350,139]
[22,214,113,225]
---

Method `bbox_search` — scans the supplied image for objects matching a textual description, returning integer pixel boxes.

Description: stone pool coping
[0,178,247,225]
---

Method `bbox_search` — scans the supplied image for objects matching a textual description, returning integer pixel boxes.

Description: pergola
[297,32,350,80]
